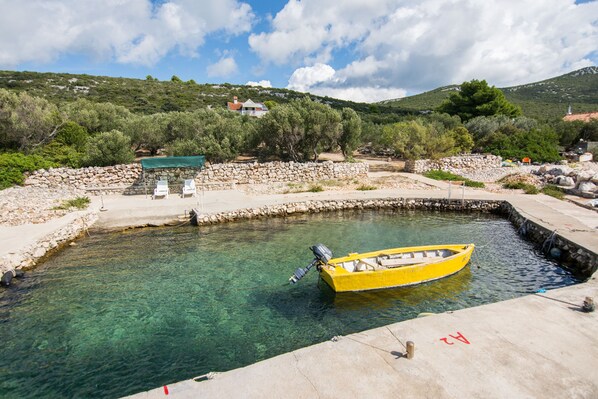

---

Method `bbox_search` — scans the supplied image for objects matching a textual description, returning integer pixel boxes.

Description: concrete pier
[127,279,598,398]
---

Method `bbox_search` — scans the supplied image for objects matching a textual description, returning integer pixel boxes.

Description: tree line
[1,78,597,189]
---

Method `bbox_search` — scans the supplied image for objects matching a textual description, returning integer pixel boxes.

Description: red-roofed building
[227,96,269,117]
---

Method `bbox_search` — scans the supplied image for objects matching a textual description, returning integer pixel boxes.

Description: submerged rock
[1,271,13,286]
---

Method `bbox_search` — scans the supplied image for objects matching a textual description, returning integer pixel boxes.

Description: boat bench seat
[379,256,444,268]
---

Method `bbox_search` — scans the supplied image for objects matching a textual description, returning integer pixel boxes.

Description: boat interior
[335,249,456,272]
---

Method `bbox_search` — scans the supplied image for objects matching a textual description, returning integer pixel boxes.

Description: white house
[227,96,269,117]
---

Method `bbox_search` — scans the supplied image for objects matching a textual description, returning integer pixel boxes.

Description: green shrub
[423,170,485,188]
[0,153,57,189]
[53,196,91,210]
[308,184,324,192]
[55,121,88,151]
[464,180,486,188]
[503,181,539,194]
[482,126,561,163]
[83,130,134,166]
[356,184,377,191]
[34,141,83,168]
[423,170,462,181]
[541,185,565,200]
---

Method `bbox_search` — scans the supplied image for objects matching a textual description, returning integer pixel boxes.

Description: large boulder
[576,170,595,182]
[546,166,572,176]
[556,175,575,186]
[577,180,597,193]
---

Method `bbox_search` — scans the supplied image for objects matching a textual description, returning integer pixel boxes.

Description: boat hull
[319,244,474,292]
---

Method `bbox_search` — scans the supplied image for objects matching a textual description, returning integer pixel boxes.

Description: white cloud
[207,56,238,78]
[0,0,254,67]
[246,80,272,87]
[252,0,598,95]
[308,86,407,103]
[287,63,406,102]
[287,63,337,92]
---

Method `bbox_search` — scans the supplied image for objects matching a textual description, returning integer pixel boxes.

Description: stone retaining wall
[199,161,367,184]
[190,198,502,226]
[503,203,597,277]
[25,161,368,195]
[405,155,502,174]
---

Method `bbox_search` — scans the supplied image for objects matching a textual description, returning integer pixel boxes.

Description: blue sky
[0,0,597,102]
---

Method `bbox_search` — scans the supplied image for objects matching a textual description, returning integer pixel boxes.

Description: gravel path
[0,186,86,226]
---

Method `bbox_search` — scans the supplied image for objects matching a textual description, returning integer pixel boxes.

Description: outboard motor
[289,244,333,284]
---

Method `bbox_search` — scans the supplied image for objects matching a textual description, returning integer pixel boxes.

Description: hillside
[381,66,598,121]
[0,70,404,121]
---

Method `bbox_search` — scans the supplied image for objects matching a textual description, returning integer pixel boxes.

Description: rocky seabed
[0,211,98,284]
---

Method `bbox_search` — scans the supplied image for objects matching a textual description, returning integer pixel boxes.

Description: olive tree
[0,89,64,151]
[63,99,132,133]
[83,130,134,166]
[256,97,343,161]
[339,108,362,159]
[124,113,168,154]
[258,105,305,161]
[382,119,459,160]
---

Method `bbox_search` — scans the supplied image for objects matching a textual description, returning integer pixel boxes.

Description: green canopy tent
[140,156,205,197]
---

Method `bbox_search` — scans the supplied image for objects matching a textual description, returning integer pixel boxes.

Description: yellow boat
[289,243,474,292]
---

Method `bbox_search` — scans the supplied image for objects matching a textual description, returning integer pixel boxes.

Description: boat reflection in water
[321,266,473,312]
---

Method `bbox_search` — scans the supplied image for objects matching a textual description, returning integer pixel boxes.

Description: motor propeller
[289,244,333,284]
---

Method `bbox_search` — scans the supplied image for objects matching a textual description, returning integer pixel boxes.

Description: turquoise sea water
[0,210,580,398]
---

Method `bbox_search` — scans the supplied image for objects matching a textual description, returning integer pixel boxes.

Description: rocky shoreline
[1,210,97,285]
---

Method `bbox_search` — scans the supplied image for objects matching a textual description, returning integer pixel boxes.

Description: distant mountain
[0,70,402,120]
[380,66,598,121]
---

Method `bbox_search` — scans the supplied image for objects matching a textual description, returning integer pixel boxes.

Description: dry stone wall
[26,164,143,190]
[25,161,369,195]
[405,155,502,174]
[199,161,367,184]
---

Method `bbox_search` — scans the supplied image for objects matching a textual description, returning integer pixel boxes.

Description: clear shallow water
[0,210,581,398]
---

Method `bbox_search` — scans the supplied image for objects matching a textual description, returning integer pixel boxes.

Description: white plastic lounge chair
[182,179,197,197]
[153,180,169,199]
